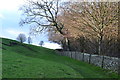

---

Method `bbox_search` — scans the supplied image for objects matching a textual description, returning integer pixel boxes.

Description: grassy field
[1,38,119,78]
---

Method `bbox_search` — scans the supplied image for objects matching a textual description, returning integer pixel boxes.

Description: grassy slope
[1,38,119,78]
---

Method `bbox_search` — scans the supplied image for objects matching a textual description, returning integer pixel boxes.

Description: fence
[56,51,119,73]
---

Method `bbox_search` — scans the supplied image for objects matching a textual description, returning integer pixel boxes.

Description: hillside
[1,38,119,78]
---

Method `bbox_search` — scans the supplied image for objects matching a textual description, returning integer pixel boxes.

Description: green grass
[1,38,119,78]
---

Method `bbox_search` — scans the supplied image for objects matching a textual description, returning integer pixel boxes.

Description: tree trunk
[98,38,102,55]
[118,1,120,75]
[65,37,70,51]
[98,33,103,55]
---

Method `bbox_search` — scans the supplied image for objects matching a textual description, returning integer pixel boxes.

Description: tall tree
[61,1,118,55]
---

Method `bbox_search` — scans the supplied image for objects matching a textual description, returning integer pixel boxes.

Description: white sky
[0,0,25,11]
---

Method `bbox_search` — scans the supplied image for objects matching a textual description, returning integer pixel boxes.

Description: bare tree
[62,1,118,55]
[17,33,27,43]
[20,0,65,35]
[28,36,32,44]
[39,41,44,47]
[19,0,73,50]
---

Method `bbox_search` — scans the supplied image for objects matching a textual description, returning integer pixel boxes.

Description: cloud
[0,0,25,11]
[6,29,28,37]
[0,14,4,19]
[43,42,61,49]
[1,28,29,41]
[32,42,61,49]
[0,35,10,39]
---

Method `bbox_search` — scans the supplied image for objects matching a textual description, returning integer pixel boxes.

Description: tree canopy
[17,33,27,43]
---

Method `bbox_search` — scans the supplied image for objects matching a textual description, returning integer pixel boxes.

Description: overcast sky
[0,0,61,49]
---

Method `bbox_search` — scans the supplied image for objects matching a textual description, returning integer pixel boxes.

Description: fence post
[69,52,71,58]
[67,51,69,57]
[118,58,120,75]
[64,51,66,56]
[61,51,63,56]
[59,51,61,56]
[73,51,75,59]
[89,53,92,64]
[68,52,70,57]
[75,51,78,60]
[66,52,67,56]
[63,51,65,56]
[101,55,105,68]
[75,51,76,59]
[82,53,84,61]
[71,51,72,58]
[65,51,68,56]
